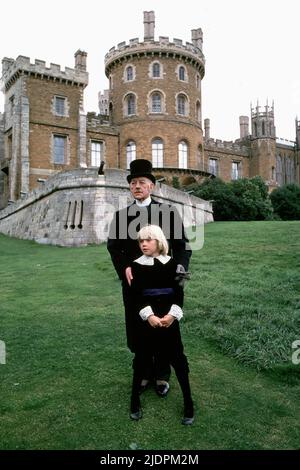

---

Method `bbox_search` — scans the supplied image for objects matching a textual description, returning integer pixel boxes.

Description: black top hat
[127,159,156,184]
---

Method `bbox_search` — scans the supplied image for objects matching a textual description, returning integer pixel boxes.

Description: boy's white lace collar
[134,254,171,265]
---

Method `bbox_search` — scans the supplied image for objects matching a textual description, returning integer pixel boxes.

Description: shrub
[270,184,300,220]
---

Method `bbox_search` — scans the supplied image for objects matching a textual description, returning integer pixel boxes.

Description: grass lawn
[0,221,299,450]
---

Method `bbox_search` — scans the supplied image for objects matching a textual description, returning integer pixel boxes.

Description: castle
[0,11,298,245]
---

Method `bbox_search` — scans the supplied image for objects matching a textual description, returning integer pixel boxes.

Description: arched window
[126,141,136,168]
[177,94,187,116]
[196,101,201,122]
[196,74,201,90]
[178,141,188,168]
[126,65,133,81]
[152,138,164,167]
[152,62,160,78]
[126,94,136,115]
[262,120,265,136]
[179,66,185,81]
[151,92,162,113]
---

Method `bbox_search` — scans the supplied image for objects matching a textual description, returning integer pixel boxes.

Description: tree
[270,184,300,220]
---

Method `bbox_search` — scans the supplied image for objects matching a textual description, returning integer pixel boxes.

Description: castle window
[152,62,161,78]
[209,158,218,176]
[179,66,185,81]
[125,94,136,116]
[196,101,201,123]
[54,96,66,116]
[178,141,188,169]
[151,92,162,113]
[152,138,164,167]
[91,141,103,167]
[53,135,67,164]
[126,66,133,81]
[124,65,135,82]
[126,141,136,168]
[177,94,188,116]
[231,161,241,180]
[262,121,265,135]
[196,74,201,90]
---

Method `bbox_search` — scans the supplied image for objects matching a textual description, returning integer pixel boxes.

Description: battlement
[105,37,205,77]
[251,103,274,119]
[204,137,250,156]
[1,54,89,91]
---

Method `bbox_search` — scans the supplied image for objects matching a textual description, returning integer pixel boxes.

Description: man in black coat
[107,159,192,396]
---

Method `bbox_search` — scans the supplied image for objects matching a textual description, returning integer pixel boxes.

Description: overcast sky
[0,0,299,141]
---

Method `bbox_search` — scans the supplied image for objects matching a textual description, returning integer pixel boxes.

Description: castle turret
[239,116,249,139]
[296,118,300,149]
[250,101,276,188]
[104,11,205,171]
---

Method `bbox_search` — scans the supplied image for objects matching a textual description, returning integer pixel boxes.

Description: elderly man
[107,159,191,396]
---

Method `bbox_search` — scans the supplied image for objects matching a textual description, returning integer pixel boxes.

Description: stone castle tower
[104,11,205,171]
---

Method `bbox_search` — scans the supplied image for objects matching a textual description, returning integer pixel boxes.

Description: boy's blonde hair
[137,225,169,256]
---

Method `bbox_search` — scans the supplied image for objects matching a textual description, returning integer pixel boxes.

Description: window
[91,141,103,167]
[177,94,187,116]
[178,141,188,168]
[209,158,218,176]
[126,94,136,115]
[126,141,136,168]
[55,96,66,116]
[53,135,66,164]
[126,66,133,81]
[152,138,164,167]
[179,66,185,81]
[262,120,265,136]
[152,62,160,78]
[231,162,240,180]
[196,101,201,122]
[196,74,201,90]
[151,92,162,113]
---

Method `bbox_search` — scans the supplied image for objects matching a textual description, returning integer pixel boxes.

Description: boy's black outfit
[129,254,193,423]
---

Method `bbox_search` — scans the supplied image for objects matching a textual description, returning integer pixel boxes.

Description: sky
[0,0,299,141]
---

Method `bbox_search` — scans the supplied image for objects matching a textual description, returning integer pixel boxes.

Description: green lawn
[0,221,299,450]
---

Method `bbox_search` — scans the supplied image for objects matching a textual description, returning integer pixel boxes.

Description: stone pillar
[78,89,87,168]
[204,118,210,139]
[239,116,249,139]
[191,28,203,51]
[144,11,155,41]
[74,50,87,72]
[20,96,30,195]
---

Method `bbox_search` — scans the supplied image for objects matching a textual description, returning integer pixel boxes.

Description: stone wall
[0,168,213,247]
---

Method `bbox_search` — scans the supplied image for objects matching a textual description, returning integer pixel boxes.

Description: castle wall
[0,168,213,247]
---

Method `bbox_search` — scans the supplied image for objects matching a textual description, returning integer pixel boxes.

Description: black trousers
[122,282,171,381]
[131,323,192,409]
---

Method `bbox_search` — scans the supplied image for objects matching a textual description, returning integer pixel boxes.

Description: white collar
[135,196,152,207]
[134,254,171,265]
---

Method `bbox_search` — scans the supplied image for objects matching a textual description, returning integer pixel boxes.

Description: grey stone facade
[0,168,213,247]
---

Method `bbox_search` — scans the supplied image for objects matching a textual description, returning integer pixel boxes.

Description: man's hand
[160,314,175,328]
[125,267,133,286]
[148,315,162,328]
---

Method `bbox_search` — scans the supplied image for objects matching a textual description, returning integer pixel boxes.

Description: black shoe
[156,382,170,397]
[130,408,142,420]
[182,401,194,425]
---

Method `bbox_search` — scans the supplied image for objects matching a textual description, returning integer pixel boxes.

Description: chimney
[74,50,87,72]
[204,118,210,139]
[191,28,203,51]
[239,116,249,139]
[144,11,155,41]
[2,57,14,75]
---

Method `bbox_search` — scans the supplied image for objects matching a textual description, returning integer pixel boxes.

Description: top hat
[127,159,156,184]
